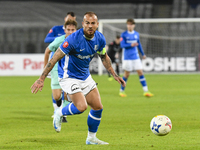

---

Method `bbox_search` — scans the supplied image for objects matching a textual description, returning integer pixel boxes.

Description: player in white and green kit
[43,20,77,121]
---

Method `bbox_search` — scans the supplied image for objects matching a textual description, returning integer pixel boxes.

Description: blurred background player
[44,12,76,122]
[106,35,122,81]
[119,18,153,97]
[44,12,76,43]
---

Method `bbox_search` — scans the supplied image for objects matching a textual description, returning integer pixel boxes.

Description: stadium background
[0,0,200,74]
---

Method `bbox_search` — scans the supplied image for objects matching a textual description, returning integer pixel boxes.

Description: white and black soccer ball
[150,115,172,136]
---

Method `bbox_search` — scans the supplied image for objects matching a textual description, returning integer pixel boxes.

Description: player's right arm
[44,47,51,68]
[120,34,132,49]
[31,48,65,94]
[120,33,138,49]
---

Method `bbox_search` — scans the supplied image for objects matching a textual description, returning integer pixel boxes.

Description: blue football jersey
[58,28,106,80]
[44,25,65,43]
[120,30,144,60]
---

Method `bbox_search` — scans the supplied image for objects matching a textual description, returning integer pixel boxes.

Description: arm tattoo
[36,80,43,84]
[47,63,51,68]
[40,48,65,80]
[99,53,119,78]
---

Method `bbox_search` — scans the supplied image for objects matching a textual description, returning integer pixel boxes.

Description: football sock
[87,109,103,133]
[139,75,148,92]
[120,76,127,91]
[61,91,65,107]
[87,131,96,138]
[56,96,62,107]
[61,103,82,116]
[62,91,65,100]
[52,94,58,110]
[62,100,70,107]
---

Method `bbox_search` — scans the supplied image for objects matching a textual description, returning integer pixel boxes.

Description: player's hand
[31,79,44,94]
[114,76,126,87]
[131,43,138,47]
[142,55,146,59]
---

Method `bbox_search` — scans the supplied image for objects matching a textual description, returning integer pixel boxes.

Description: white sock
[53,103,58,110]
[88,131,96,138]
[143,86,148,92]
[56,108,63,116]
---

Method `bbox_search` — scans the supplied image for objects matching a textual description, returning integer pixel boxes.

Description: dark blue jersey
[120,30,144,60]
[44,25,65,43]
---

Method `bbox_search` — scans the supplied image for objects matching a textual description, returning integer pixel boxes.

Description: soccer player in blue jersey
[31,12,126,145]
[119,18,153,97]
[44,12,76,122]
[44,12,76,43]
[43,20,77,121]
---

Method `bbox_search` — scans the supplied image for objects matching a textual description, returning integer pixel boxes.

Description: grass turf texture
[0,74,200,150]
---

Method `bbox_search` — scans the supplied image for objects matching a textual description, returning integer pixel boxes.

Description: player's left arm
[137,38,146,59]
[97,48,126,87]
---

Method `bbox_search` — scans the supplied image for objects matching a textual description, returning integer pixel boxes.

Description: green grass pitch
[0,74,200,150]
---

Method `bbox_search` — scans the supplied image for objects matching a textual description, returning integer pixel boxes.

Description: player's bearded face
[82,15,99,38]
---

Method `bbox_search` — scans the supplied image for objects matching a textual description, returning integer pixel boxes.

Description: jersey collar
[128,30,135,34]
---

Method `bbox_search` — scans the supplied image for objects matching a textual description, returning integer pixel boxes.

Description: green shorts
[51,63,61,89]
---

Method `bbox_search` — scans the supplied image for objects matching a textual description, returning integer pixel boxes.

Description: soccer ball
[150,115,172,136]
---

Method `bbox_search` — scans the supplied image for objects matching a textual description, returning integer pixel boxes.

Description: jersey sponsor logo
[120,37,123,41]
[80,48,85,51]
[77,54,95,59]
[71,84,79,92]
[127,40,137,43]
[63,42,69,48]
[49,29,53,33]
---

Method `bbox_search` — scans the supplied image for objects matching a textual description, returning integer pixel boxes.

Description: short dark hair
[84,11,98,19]
[64,19,78,29]
[67,12,76,17]
[116,35,120,39]
[126,18,135,24]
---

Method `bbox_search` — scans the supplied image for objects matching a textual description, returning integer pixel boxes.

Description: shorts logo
[63,42,69,48]
[49,29,53,33]
[71,84,79,92]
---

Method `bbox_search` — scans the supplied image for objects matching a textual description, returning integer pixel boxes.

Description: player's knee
[124,71,130,78]
[53,95,61,100]
[93,104,103,110]
[76,103,88,112]
[137,70,143,76]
